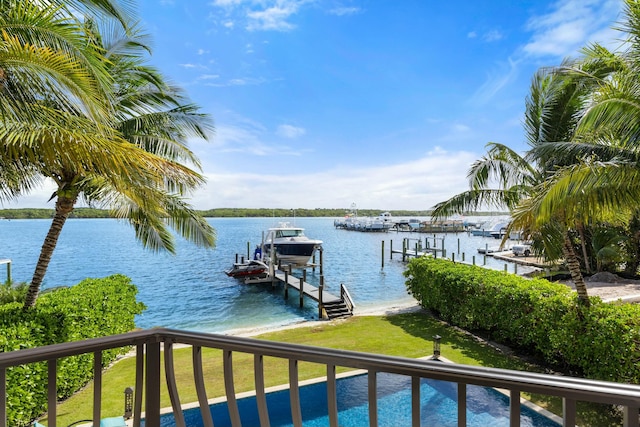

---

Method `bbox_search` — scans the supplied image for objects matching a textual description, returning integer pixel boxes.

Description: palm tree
[432,58,616,304]
[525,0,640,280]
[0,1,123,200]
[21,17,216,308]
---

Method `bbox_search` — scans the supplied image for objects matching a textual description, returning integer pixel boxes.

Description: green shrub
[0,282,27,304]
[0,275,146,426]
[404,257,640,382]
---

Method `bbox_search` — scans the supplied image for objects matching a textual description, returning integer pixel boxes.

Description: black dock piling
[299,277,304,308]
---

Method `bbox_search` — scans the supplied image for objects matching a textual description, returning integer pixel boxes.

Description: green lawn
[46,312,621,427]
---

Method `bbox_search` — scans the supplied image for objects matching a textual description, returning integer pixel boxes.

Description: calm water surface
[0,217,526,334]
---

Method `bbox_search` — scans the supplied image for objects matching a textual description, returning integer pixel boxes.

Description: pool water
[157,372,560,427]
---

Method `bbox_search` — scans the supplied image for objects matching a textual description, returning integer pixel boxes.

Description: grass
[46,312,621,427]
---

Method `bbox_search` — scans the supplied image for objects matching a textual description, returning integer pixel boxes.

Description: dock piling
[319,277,324,319]
[299,277,304,308]
[402,239,406,262]
[284,267,289,299]
[381,241,385,269]
[247,241,250,260]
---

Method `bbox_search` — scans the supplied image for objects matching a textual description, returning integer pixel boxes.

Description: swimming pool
[156,372,561,427]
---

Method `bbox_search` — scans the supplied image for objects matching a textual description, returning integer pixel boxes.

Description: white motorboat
[263,223,323,267]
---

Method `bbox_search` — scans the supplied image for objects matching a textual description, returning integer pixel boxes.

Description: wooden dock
[243,268,353,319]
[389,237,446,261]
[391,248,443,259]
[274,270,341,303]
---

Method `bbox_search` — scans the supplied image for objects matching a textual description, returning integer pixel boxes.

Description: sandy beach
[231,300,423,338]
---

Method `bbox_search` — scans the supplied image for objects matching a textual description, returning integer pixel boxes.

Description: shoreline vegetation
[0,207,509,220]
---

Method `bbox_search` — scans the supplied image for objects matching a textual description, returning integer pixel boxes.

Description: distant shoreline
[0,208,508,220]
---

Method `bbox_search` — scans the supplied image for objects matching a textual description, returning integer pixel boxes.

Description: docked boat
[469,220,509,238]
[263,223,323,267]
[489,222,509,239]
[225,259,269,279]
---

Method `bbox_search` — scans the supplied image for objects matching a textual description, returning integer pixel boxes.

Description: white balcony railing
[1,328,639,427]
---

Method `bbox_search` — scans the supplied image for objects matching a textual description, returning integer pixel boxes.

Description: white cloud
[208,0,313,32]
[469,57,520,106]
[0,179,57,209]
[198,74,220,80]
[523,0,622,58]
[5,150,477,212]
[190,149,477,210]
[484,30,503,42]
[470,0,622,105]
[211,122,271,155]
[246,5,299,31]
[277,124,306,138]
[329,7,362,16]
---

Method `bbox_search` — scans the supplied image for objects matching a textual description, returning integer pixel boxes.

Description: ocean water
[0,217,527,334]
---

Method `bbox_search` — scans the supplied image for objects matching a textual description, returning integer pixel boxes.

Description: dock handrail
[340,283,355,313]
[3,328,640,427]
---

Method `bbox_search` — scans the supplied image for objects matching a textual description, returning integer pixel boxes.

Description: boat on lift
[263,222,323,267]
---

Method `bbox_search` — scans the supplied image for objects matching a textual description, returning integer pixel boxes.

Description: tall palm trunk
[562,232,590,307]
[577,222,592,274]
[23,194,77,309]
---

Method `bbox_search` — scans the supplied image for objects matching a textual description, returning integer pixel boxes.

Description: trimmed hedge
[0,275,146,426]
[404,257,640,383]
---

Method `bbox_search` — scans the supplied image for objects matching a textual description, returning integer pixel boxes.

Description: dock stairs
[323,299,353,319]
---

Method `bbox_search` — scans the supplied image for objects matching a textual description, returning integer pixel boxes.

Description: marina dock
[389,237,446,261]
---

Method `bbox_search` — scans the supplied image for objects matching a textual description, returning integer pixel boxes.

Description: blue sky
[9,0,625,211]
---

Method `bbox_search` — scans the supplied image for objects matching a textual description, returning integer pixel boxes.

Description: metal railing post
[145,341,161,426]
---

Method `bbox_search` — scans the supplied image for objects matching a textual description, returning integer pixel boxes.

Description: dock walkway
[274,271,341,303]
[243,268,353,319]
